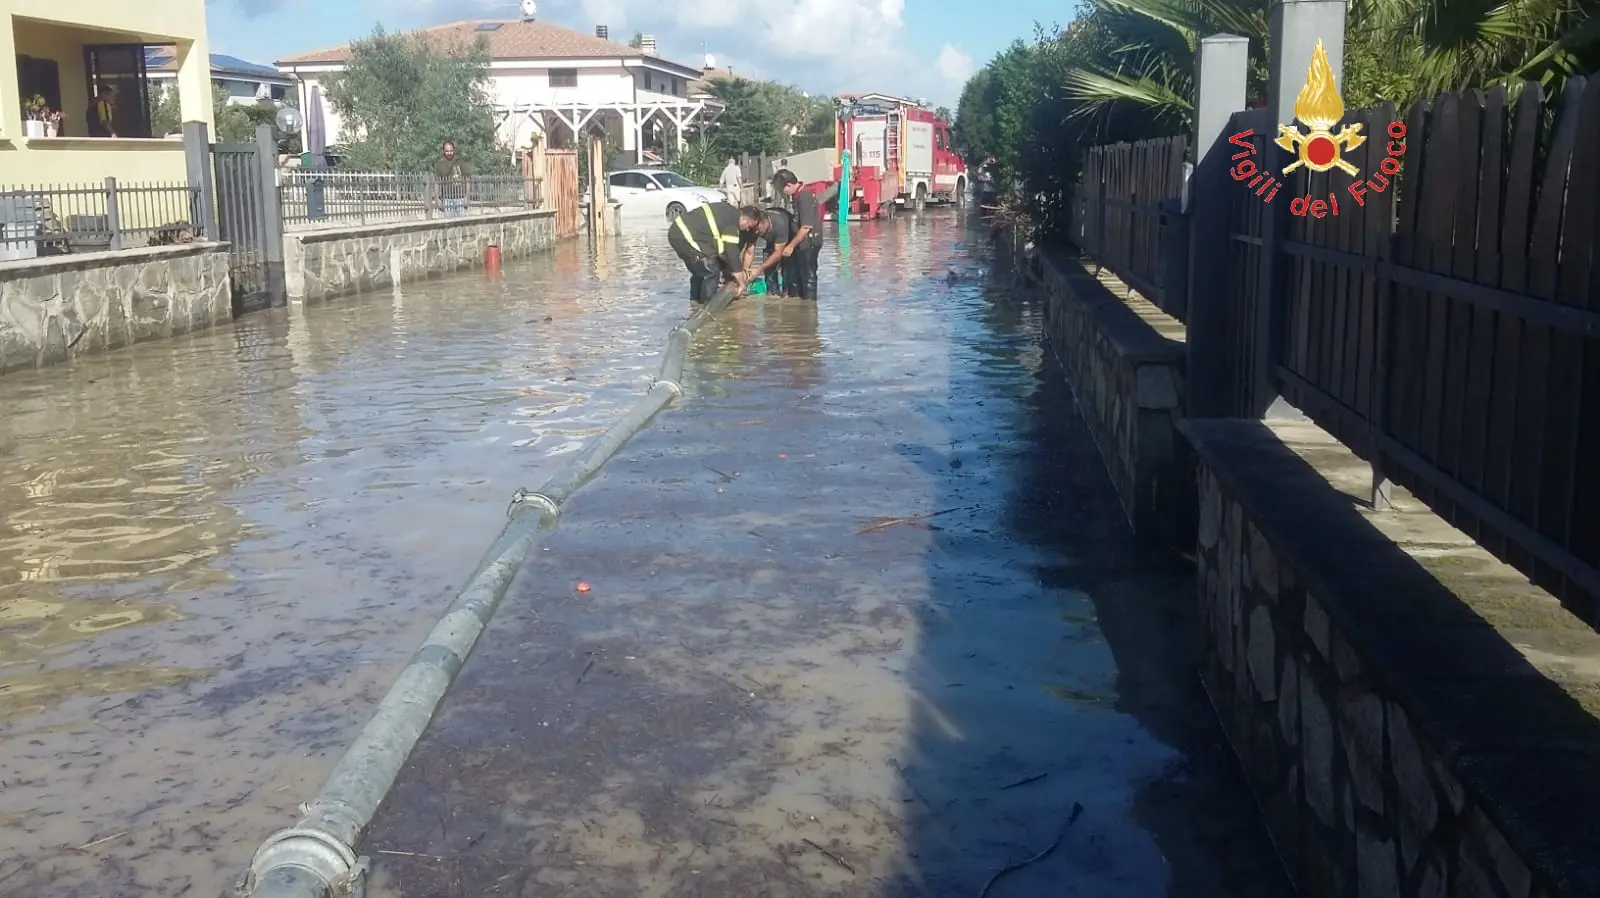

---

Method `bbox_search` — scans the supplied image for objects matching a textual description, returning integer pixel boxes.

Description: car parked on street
[603,169,723,220]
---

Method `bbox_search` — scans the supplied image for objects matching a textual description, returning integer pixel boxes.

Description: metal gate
[212,127,285,311]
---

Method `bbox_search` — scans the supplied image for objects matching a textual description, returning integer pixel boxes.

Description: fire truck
[831,93,967,219]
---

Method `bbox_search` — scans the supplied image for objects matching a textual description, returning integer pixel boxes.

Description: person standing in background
[719,157,743,204]
[434,140,474,218]
[86,86,116,138]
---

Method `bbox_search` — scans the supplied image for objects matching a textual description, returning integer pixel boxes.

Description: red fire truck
[832,93,967,219]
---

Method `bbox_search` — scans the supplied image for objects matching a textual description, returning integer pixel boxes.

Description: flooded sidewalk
[0,237,698,896]
[364,214,1294,897]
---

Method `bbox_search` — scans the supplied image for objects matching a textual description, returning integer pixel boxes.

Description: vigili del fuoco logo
[1227,39,1408,218]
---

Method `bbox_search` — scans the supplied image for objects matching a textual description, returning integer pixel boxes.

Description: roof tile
[276,19,650,66]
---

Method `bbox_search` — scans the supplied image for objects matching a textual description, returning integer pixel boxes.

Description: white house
[145,48,291,104]
[274,14,722,162]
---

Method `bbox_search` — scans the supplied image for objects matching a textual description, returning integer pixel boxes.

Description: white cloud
[936,44,974,90]
[385,0,969,106]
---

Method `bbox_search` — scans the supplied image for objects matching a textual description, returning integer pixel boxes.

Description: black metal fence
[1074,137,1191,320]
[0,179,201,259]
[278,171,540,229]
[1070,76,1600,627]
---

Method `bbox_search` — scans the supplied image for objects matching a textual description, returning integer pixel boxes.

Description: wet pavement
[361,213,1295,897]
[0,237,702,895]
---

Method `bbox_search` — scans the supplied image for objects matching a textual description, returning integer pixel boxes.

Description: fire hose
[234,282,740,898]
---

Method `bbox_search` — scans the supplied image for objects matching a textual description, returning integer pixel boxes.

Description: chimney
[639,34,657,56]
[595,25,608,39]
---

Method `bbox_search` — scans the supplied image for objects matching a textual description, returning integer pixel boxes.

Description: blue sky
[204,0,1078,108]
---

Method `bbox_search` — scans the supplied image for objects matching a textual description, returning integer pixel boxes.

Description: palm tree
[1059,0,1594,131]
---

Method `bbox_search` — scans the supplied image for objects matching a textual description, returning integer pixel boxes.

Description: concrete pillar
[1254,0,1346,418]
[174,39,216,131]
[182,121,218,239]
[621,109,639,159]
[1184,34,1250,418]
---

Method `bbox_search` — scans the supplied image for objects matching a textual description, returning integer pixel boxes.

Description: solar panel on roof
[475,22,502,31]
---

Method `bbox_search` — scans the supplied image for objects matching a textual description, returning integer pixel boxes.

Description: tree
[704,77,786,155]
[149,87,181,137]
[323,25,507,172]
[934,106,952,122]
[629,32,644,49]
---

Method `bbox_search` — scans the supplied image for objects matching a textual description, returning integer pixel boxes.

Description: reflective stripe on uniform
[672,203,740,255]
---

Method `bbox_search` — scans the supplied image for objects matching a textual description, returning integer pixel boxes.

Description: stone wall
[1034,246,1191,546]
[283,210,559,302]
[1183,418,1600,898]
[0,243,231,375]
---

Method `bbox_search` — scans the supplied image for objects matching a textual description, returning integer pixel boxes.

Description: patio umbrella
[306,85,327,167]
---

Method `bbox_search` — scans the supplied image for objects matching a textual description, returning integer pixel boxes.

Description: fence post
[182,121,219,240]
[253,124,287,306]
[1185,34,1250,417]
[104,177,123,251]
[1254,0,1348,417]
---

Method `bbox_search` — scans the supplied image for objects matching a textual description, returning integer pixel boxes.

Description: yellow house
[0,0,215,188]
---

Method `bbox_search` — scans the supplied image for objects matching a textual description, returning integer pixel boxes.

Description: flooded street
[1,212,1291,897]
[0,237,698,895]
[362,213,1293,898]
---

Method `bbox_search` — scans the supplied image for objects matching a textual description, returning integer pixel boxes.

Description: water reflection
[0,234,698,897]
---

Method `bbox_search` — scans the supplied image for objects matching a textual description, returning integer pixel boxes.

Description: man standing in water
[667,201,761,303]
[770,170,823,300]
[434,140,473,218]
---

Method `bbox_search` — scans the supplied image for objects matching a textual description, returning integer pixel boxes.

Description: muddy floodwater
[1,213,1291,897]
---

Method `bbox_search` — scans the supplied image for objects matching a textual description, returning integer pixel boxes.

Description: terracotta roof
[689,67,733,95]
[276,19,644,66]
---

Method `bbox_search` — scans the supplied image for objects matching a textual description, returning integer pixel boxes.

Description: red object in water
[575,581,591,594]
[485,244,502,271]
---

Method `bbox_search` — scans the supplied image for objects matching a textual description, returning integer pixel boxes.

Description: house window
[549,69,578,88]
[84,43,156,138]
[16,55,63,126]
[270,85,287,101]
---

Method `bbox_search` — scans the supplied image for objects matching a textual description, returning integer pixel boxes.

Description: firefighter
[747,205,800,296]
[770,170,823,301]
[667,201,760,303]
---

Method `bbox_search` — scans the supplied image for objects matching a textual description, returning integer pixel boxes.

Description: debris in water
[779,453,788,459]
[1000,772,1048,791]
[857,506,966,535]
[975,802,1084,898]
[575,581,592,594]
[801,838,856,875]
[75,831,128,851]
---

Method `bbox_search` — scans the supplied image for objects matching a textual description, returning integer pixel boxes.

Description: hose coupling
[508,489,560,518]
[239,826,367,898]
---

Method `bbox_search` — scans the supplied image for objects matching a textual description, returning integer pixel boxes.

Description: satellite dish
[704,52,715,69]
[275,105,304,135]
[520,0,537,20]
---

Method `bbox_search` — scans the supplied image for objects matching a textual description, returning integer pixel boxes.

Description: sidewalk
[360,223,1294,897]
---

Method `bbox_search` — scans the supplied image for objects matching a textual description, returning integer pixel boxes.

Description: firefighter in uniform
[667,201,761,303]
[746,206,801,296]
[770,170,824,300]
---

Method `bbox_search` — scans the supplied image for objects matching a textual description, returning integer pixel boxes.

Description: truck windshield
[653,172,695,189]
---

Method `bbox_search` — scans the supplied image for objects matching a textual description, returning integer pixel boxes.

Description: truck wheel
[914,184,927,212]
[666,202,686,220]
[955,178,967,207]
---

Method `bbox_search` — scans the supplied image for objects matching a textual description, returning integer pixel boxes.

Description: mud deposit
[364,214,1293,897]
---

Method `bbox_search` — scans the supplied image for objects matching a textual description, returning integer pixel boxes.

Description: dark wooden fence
[1074,136,1190,320]
[1073,76,1600,626]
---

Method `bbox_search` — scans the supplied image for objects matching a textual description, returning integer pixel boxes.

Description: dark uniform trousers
[791,239,821,300]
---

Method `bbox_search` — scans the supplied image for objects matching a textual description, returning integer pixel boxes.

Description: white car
[605,169,723,220]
